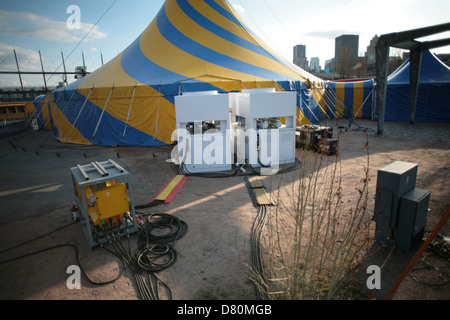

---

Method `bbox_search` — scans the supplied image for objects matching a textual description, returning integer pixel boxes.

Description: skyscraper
[293,45,308,70]
[335,35,359,75]
[365,35,379,64]
[310,57,320,73]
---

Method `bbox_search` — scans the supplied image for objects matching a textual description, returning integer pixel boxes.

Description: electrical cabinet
[174,91,232,173]
[229,89,296,169]
[71,159,138,248]
[373,161,431,251]
[396,188,430,252]
[374,161,418,233]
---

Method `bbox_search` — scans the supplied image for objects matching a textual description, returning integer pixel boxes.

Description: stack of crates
[296,125,337,155]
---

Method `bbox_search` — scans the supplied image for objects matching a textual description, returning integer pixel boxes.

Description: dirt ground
[0,118,449,301]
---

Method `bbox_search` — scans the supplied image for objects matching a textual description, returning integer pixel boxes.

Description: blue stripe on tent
[54,89,167,147]
[176,0,276,62]
[120,32,228,104]
[206,0,241,25]
[344,82,354,117]
[362,81,373,118]
[158,5,294,82]
[121,36,192,86]
[206,0,274,54]
[324,82,336,118]
[298,86,324,124]
[33,95,46,128]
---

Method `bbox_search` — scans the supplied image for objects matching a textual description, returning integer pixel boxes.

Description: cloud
[0,10,107,43]
[0,43,40,71]
[232,4,245,14]
[0,43,43,87]
[305,30,360,40]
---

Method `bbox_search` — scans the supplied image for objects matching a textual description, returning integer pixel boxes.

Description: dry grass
[256,136,374,299]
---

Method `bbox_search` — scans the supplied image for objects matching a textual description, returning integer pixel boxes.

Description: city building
[293,44,308,70]
[309,57,320,73]
[335,34,359,76]
[365,35,379,64]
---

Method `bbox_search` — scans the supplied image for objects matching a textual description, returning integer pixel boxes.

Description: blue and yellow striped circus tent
[35,0,369,147]
[323,79,375,121]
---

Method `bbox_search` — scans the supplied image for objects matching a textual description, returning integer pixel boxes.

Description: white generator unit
[174,91,232,173]
[229,89,297,169]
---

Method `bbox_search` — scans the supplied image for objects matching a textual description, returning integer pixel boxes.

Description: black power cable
[135,213,188,274]
[250,204,269,300]
[0,242,126,286]
[0,220,78,255]
[175,158,300,178]
[0,214,187,300]
[135,199,164,210]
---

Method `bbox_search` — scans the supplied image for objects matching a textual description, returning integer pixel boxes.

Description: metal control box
[396,188,430,252]
[374,161,418,243]
[71,159,138,248]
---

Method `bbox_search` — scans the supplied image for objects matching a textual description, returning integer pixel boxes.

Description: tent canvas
[35,0,331,147]
[385,50,450,122]
[324,79,375,120]
[35,0,379,147]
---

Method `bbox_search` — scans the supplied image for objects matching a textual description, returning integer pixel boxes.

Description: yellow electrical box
[85,182,129,226]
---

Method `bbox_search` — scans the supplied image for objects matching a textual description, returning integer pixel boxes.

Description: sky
[0,0,449,88]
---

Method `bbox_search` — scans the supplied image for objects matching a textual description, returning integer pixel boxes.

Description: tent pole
[64,86,94,143]
[409,48,423,125]
[91,85,114,140]
[122,84,137,140]
[352,86,375,121]
[375,43,390,135]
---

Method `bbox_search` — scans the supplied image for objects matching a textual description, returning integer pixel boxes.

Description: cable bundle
[100,213,188,300]
[135,214,188,273]
[251,204,269,300]
[102,232,167,300]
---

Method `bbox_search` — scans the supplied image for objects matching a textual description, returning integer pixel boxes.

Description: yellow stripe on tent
[139,17,269,83]
[334,82,346,118]
[297,105,311,125]
[191,0,260,47]
[167,1,304,82]
[47,94,92,145]
[37,95,52,130]
[78,52,142,89]
[352,81,364,118]
[167,2,279,76]
[75,85,176,145]
[185,0,308,81]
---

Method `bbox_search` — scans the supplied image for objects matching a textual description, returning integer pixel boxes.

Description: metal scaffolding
[375,22,450,135]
